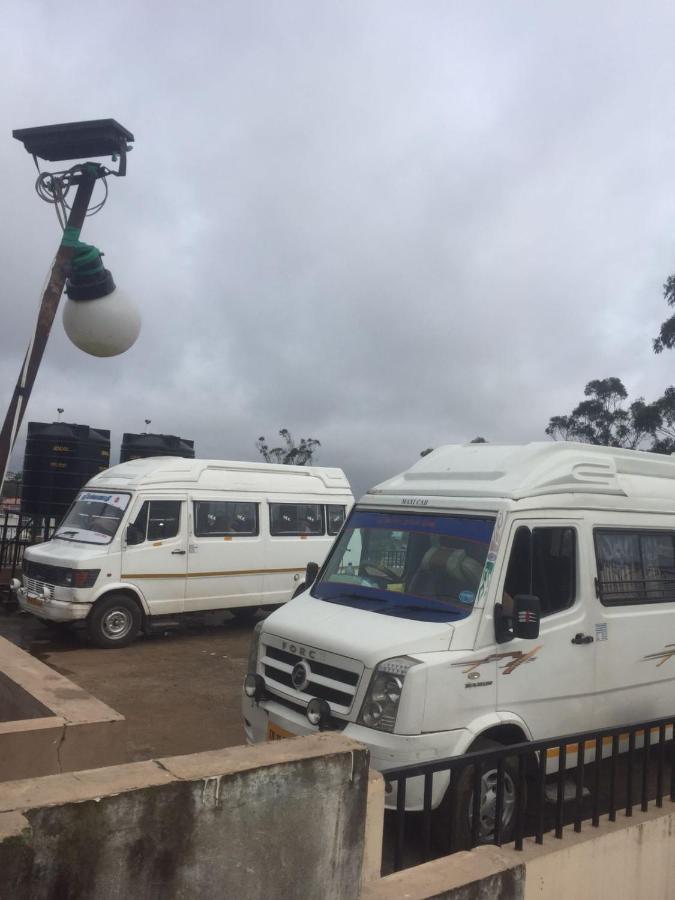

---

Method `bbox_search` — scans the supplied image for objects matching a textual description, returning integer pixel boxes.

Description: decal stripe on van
[121,566,306,579]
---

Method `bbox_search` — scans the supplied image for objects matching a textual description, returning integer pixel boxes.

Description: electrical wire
[34,163,109,230]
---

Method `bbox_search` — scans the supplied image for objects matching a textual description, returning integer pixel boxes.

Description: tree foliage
[653,276,675,353]
[256,429,321,466]
[545,377,672,452]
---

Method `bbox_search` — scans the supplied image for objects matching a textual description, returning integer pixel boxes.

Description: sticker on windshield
[79,492,130,510]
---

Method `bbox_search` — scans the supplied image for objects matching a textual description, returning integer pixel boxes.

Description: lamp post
[0,119,139,495]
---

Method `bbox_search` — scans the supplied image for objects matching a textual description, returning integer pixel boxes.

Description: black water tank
[119,433,195,463]
[21,422,111,518]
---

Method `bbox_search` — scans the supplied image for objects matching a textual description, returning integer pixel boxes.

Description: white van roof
[367,442,675,504]
[86,457,352,496]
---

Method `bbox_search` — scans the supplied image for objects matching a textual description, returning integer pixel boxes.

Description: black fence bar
[0,510,56,587]
[609,735,618,822]
[657,725,665,808]
[592,736,601,827]
[642,728,651,813]
[626,731,635,817]
[470,761,482,847]
[494,758,505,846]
[535,750,546,845]
[574,740,585,833]
[383,713,675,874]
[393,776,406,872]
[514,753,526,851]
[422,772,433,862]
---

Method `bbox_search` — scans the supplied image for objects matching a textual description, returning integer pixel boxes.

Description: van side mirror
[512,594,541,640]
[305,561,320,585]
[495,594,541,643]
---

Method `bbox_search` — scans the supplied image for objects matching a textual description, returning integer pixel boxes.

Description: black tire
[435,738,524,853]
[229,606,260,624]
[87,595,142,649]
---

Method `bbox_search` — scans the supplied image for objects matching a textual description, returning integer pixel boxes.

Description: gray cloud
[2,1,675,497]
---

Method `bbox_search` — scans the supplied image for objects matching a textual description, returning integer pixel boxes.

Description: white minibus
[15,457,353,648]
[243,442,675,843]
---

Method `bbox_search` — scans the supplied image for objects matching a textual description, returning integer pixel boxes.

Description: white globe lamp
[63,244,141,357]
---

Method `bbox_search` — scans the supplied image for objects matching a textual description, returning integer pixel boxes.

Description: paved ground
[0,604,255,761]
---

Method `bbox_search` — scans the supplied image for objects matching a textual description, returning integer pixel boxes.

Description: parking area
[0,605,255,762]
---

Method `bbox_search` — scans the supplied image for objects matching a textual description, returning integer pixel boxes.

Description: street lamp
[0,119,139,492]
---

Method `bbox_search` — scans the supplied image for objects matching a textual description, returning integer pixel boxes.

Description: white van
[15,457,353,648]
[243,442,675,841]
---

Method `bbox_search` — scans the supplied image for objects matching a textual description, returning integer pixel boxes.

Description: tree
[653,275,675,353]
[470,437,487,443]
[546,377,664,450]
[256,429,320,466]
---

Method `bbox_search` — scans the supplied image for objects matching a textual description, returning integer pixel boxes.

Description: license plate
[267,722,294,741]
[26,595,43,608]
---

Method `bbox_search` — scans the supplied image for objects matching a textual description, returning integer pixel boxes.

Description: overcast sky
[2,1,675,497]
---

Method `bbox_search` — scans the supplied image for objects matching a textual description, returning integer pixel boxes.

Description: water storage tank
[21,422,111,518]
[119,433,195,463]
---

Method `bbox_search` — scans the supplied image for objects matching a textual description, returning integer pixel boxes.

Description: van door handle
[571,633,594,645]
[171,549,187,555]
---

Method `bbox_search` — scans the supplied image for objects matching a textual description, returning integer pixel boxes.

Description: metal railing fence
[384,714,675,872]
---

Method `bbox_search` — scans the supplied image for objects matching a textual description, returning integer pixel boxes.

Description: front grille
[260,634,364,715]
[265,645,359,686]
[23,560,69,585]
[23,576,54,595]
[263,664,353,707]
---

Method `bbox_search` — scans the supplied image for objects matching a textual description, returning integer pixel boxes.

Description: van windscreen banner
[78,492,130,510]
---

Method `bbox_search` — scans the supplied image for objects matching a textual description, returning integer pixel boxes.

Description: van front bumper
[242,694,468,810]
[16,586,90,623]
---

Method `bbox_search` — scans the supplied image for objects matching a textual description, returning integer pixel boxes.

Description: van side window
[327,505,346,536]
[503,526,576,617]
[269,503,325,536]
[194,501,258,537]
[129,500,181,543]
[595,530,675,605]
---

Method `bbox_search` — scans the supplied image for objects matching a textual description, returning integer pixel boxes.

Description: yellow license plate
[26,595,43,608]
[267,722,294,741]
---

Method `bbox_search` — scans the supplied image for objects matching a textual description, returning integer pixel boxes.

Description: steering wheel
[361,562,399,581]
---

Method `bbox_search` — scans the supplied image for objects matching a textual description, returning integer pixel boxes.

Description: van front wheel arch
[434,737,525,853]
[87,594,143,649]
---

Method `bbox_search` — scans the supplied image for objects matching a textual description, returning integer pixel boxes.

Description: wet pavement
[0,602,255,761]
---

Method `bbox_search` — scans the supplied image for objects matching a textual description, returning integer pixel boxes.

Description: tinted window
[327,505,346,536]
[269,503,325,536]
[129,500,181,542]
[503,526,576,617]
[595,530,675,605]
[194,501,258,537]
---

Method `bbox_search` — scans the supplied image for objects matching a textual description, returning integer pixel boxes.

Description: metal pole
[0,166,98,495]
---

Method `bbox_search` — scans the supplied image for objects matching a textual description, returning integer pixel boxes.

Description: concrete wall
[0,733,369,900]
[0,636,126,781]
[362,805,675,900]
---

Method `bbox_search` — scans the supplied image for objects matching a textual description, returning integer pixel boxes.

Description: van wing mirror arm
[494,602,513,644]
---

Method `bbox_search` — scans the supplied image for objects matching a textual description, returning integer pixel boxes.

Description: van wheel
[88,595,141,649]
[434,738,524,853]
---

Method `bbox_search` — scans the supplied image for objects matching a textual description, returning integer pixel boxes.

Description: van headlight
[358,656,418,733]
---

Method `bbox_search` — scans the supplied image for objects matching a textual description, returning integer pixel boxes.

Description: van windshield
[54,491,131,545]
[312,509,495,620]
